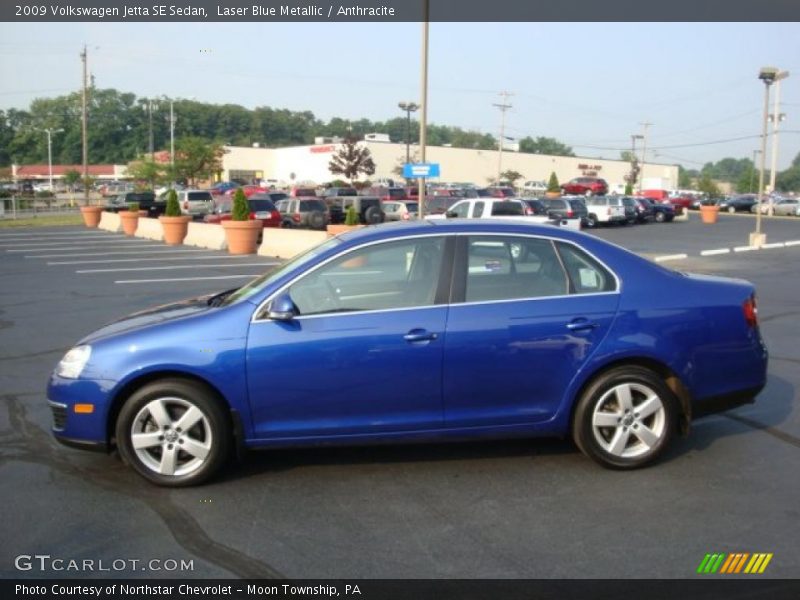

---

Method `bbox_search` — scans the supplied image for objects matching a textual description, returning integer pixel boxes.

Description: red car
[666,195,694,210]
[290,186,318,197]
[224,185,267,198]
[204,196,281,228]
[561,177,608,196]
[487,186,516,198]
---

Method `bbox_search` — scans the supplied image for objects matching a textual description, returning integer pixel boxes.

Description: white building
[220,141,679,190]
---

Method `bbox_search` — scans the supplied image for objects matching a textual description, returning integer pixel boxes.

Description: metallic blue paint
[47,220,768,453]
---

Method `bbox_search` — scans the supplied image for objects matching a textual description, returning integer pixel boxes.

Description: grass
[0,214,83,228]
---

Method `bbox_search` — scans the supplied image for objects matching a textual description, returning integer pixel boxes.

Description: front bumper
[47,375,115,450]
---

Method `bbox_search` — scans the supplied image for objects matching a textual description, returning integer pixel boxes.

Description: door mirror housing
[445,210,458,219]
[267,293,297,321]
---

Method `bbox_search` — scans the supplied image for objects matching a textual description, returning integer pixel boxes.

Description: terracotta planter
[222,219,263,255]
[327,224,363,236]
[159,215,192,245]
[545,191,561,198]
[80,206,104,228]
[700,205,720,224]
[119,210,139,236]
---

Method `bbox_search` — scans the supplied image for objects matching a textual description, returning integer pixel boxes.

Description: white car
[582,196,627,228]
[176,190,214,218]
[522,180,547,195]
[427,198,551,223]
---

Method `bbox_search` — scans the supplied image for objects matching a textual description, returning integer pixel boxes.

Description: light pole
[750,149,761,193]
[417,0,429,219]
[631,134,643,191]
[39,127,64,191]
[637,122,652,192]
[398,101,420,166]
[767,70,789,215]
[169,99,176,167]
[753,67,781,247]
[145,99,158,160]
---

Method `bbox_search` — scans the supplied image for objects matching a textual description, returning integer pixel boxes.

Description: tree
[164,189,180,216]
[500,170,524,187]
[547,172,560,193]
[62,169,81,191]
[231,188,249,221]
[328,139,376,183]
[126,157,167,191]
[624,183,634,195]
[677,165,694,189]
[696,172,720,197]
[173,137,224,186]
[392,150,419,178]
[519,136,575,157]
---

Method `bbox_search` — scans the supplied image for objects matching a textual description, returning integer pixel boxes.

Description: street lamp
[767,70,789,215]
[38,127,64,191]
[753,67,783,247]
[397,101,420,165]
[417,0,429,219]
[749,149,761,194]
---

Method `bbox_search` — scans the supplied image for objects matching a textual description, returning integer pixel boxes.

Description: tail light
[525,207,533,216]
[249,212,256,220]
[292,213,301,223]
[743,295,758,328]
[567,209,574,217]
[183,201,188,209]
[271,210,281,221]
[402,213,410,220]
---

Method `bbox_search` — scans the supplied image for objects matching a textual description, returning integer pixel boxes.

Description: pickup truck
[104,192,165,217]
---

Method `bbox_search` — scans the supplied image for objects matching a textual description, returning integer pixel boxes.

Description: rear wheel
[573,366,677,469]
[308,211,326,230]
[116,379,231,487]
[728,206,736,214]
[654,211,665,223]
[585,214,598,228]
[364,206,383,225]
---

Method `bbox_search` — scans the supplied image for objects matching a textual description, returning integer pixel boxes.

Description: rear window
[299,200,326,211]
[339,188,358,196]
[404,202,419,212]
[294,189,316,197]
[187,192,212,201]
[476,189,492,197]
[360,197,381,210]
[491,202,524,216]
[388,188,406,199]
[249,199,276,211]
[568,200,586,210]
[547,200,566,209]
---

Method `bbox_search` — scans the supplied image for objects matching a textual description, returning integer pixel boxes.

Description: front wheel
[654,211,665,223]
[116,379,231,486]
[573,366,677,469]
[728,206,736,214]
[585,214,598,228]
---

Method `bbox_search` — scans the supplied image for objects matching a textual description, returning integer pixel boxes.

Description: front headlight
[56,345,92,379]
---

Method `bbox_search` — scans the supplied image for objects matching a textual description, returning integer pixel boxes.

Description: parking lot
[1,213,799,579]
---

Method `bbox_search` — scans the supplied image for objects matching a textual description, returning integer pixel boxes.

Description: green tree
[624,183,634,195]
[500,170,524,186]
[547,172,560,193]
[696,172,720,197]
[62,169,81,191]
[519,136,575,157]
[165,189,180,216]
[173,137,224,186]
[126,157,167,191]
[328,139,376,183]
[231,188,249,221]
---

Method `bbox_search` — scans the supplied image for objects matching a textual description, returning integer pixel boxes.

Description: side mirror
[445,210,458,219]
[267,293,297,321]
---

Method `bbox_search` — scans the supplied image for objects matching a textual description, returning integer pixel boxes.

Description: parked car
[362,186,407,202]
[487,186,516,199]
[210,182,238,196]
[639,198,674,223]
[620,197,638,225]
[105,192,163,217]
[382,201,419,221]
[666,195,695,211]
[582,195,627,228]
[541,197,588,224]
[561,177,608,197]
[751,197,799,216]
[321,187,359,199]
[718,195,757,213]
[47,220,768,486]
[434,198,550,223]
[633,197,655,223]
[275,198,330,230]
[423,196,461,216]
[519,198,549,217]
[176,190,214,219]
[325,195,385,225]
[204,196,282,228]
[290,187,318,198]
[522,180,548,195]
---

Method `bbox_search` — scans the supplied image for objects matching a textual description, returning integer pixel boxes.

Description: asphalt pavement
[1,218,798,579]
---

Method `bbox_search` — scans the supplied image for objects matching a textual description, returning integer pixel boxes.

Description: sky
[1,21,799,170]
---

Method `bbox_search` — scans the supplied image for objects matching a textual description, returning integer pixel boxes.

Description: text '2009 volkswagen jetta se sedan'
[47,220,768,486]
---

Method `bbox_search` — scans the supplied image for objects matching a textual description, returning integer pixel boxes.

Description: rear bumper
[692,385,765,420]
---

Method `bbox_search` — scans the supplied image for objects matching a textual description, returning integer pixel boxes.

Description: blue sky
[1,22,799,169]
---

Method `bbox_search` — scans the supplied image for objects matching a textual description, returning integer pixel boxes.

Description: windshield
[299,199,326,211]
[249,199,276,211]
[220,237,342,307]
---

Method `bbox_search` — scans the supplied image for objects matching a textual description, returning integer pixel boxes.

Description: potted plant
[327,205,363,236]
[546,172,561,198]
[159,189,191,245]
[222,188,262,254]
[119,202,140,236]
[700,200,720,224]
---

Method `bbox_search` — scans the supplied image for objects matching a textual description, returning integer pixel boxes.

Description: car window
[288,237,445,316]
[187,192,212,201]
[249,199,276,212]
[464,236,568,302]
[491,202,524,216]
[556,242,617,294]
[299,200,326,211]
[473,201,485,218]
[449,201,470,218]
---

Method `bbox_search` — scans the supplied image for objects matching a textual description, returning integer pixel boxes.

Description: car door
[246,235,453,439]
[443,234,620,427]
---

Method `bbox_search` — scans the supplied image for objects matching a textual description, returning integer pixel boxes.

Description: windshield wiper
[207,288,238,307]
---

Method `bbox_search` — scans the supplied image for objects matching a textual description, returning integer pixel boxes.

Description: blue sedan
[48,221,768,486]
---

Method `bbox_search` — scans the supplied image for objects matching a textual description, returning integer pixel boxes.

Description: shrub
[547,172,560,193]
[165,189,181,216]
[231,188,250,221]
[344,205,359,226]
[35,191,55,198]
[128,202,140,212]
[624,183,633,195]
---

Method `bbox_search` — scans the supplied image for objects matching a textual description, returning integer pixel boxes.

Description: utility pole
[750,149,760,193]
[169,100,176,168]
[81,44,88,204]
[493,91,513,184]
[41,128,64,191]
[768,72,789,215]
[638,121,652,192]
[417,0,429,219]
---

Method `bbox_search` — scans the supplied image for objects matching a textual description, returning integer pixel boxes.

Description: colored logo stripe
[697,553,773,574]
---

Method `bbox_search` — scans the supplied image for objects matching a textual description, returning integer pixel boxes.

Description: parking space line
[762,242,786,249]
[78,263,275,273]
[115,274,262,284]
[734,246,758,253]
[0,239,159,248]
[6,242,162,251]
[654,254,688,262]
[0,231,105,238]
[786,240,800,247]
[47,255,259,265]
[12,245,165,253]
[26,249,209,259]
[700,248,730,256]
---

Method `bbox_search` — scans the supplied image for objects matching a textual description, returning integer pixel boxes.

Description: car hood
[78,293,219,345]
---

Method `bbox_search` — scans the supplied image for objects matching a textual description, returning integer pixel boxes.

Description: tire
[281,219,293,229]
[654,211,665,223]
[572,366,677,469]
[115,379,231,487]
[585,214,598,228]
[728,206,736,214]
[308,211,326,230]
[585,190,593,197]
[364,205,383,225]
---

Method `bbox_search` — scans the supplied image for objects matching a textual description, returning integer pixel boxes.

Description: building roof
[14,164,118,177]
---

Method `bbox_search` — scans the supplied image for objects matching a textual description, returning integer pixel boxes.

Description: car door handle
[566,318,598,332]
[404,330,438,343]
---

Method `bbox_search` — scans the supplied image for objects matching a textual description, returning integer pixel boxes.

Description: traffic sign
[403,162,440,178]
